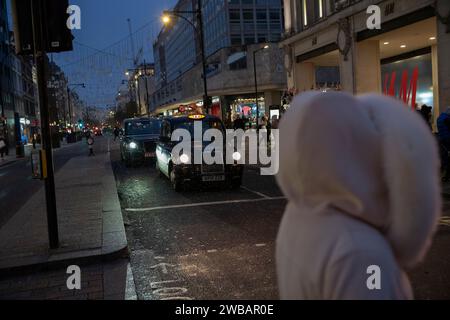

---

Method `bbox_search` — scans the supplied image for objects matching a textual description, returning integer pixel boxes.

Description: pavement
[0,136,129,299]
[0,144,39,168]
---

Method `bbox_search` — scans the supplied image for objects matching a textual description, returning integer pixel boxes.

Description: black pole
[136,75,142,115]
[253,50,259,129]
[144,60,150,115]
[31,0,59,249]
[67,87,71,130]
[196,0,209,114]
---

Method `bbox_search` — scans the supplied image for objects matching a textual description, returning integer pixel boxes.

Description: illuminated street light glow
[162,15,170,24]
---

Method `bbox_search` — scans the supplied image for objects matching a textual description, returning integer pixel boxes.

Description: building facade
[281,0,450,129]
[152,0,286,124]
[1,0,15,149]
[128,62,156,115]
[1,0,38,150]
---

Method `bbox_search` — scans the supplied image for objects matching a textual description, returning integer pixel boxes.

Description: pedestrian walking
[113,126,120,141]
[233,115,245,131]
[87,133,95,156]
[276,92,441,300]
[271,115,279,130]
[417,104,432,129]
[437,107,450,181]
[0,134,7,160]
[32,133,37,149]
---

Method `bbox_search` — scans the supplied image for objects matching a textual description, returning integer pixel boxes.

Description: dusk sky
[7,0,178,109]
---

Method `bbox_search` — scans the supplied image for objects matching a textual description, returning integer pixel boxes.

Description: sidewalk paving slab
[0,138,128,276]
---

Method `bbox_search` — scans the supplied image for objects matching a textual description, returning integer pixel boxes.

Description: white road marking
[125,196,286,213]
[255,243,267,247]
[150,262,176,274]
[207,249,218,253]
[440,217,450,227]
[125,263,138,300]
[240,186,271,199]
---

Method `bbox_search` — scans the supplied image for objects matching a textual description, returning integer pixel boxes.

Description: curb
[0,148,129,278]
[0,159,18,168]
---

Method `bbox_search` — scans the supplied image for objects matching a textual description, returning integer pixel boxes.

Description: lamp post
[162,0,210,114]
[67,83,85,130]
[253,44,269,129]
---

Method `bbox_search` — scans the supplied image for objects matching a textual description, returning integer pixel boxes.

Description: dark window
[244,36,255,44]
[269,10,280,21]
[243,10,254,21]
[257,34,267,42]
[229,10,240,20]
[125,120,161,135]
[256,10,267,20]
[231,36,242,45]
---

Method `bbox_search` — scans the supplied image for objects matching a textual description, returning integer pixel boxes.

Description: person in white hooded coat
[276,92,441,300]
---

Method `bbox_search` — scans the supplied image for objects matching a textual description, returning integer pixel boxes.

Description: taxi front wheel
[170,170,182,192]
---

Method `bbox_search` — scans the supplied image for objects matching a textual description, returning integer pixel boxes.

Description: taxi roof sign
[188,114,206,120]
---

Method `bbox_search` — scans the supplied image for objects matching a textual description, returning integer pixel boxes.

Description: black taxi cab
[156,114,244,191]
[120,117,161,167]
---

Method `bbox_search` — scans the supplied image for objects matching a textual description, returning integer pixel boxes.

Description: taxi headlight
[232,151,241,161]
[129,142,138,149]
[180,154,190,164]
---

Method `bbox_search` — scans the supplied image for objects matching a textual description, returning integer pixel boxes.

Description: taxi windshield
[173,119,224,135]
[125,120,160,135]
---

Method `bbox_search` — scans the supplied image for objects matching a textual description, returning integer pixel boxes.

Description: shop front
[160,96,221,118]
[225,94,266,129]
[283,0,450,121]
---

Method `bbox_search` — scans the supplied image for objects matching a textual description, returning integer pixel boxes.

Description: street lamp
[162,0,210,114]
[253,44,269,129]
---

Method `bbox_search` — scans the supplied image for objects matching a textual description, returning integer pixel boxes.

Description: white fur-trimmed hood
[276,92,441,269]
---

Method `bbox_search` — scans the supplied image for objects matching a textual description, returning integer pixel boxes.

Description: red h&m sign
[383,67,419,109]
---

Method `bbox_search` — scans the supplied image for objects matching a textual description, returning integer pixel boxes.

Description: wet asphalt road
[110,138,450,300]
[110,142,286,300]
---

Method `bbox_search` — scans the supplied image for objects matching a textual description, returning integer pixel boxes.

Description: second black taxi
[156,114,244,191]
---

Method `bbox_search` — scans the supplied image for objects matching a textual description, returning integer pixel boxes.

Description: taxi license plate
[202,175,225,182]
[145,152,155,158]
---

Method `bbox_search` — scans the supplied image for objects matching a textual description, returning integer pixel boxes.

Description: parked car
[120,117,161,167]
[156,114,244,191]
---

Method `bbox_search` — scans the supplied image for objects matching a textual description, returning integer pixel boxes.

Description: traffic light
[11,0,73,55]
[43,0,74,53]
[11,0,34,55]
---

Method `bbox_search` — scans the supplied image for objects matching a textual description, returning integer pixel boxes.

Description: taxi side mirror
[159,135,170,143]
